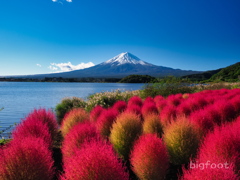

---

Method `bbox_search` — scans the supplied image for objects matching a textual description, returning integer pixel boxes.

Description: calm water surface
[0,82,144,137]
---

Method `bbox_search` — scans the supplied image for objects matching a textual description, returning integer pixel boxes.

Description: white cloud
[36,64,42,67]
[48,65,58,71]
[52,0,72,3]
[49,62,95,72]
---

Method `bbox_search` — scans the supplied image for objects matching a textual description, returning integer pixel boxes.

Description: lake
[0,82,144,138]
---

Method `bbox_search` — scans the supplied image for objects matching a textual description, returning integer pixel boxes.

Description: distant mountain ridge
[183,62,240,82]
[7,52,201,79]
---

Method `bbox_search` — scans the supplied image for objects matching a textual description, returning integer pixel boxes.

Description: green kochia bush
[109,111,142,160]
[61,108,89,137]
[130,134,169,180]
[55,97,87,124]
[142,113,163,138]
[163,117,201,165]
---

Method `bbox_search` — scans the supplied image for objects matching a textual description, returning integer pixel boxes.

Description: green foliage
[163,117,201,165]
[182,68,222,82]
[109,112,142,160]
[119,74,157,83]
[140,77,195,98]
[143,113,163,138]
[209,62,240,82]
[55,97,87,124]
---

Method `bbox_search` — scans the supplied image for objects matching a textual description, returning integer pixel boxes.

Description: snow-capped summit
[103,52,151,66]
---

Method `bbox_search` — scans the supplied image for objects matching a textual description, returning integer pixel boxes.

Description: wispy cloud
[52,0,72,3]
[36,64,42,67]
[48,62,95,72]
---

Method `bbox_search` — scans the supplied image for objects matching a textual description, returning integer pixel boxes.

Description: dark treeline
[0,77,121,83]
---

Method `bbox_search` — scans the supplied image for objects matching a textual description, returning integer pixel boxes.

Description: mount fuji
[17,52,201,79]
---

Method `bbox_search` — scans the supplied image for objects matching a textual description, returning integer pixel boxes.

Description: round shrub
[155,99,167,113]
[112,100,127,113]
[143,96,155,104]
[189,108,216,135]
[176,102,192,117]
[143,113,163,138]
[12,118,52,148]
[128,96,143,107]
[185,95,208,112]
[61,140,129,180]
[130,134,169,180]
[153,95,165,104]
[96,108,119,138]
[61,108,89,137]
[0,137,55,180]
[61,122,101,163]
[197,123,240,171]
[159,105,177,127]
[25,108,58,140]
[56,97,87,124]
[141,101,158,118]
[109,111,142,160]
[90,105,105,122]
[213,99,236,123]
[163,117,201,165]
[125,104,142,117]
[167,94,182,106]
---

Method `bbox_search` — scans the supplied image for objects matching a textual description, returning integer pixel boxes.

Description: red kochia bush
[96,108,119,138]
[90,105,105,122]
[0,137,55,180]
[159,105,177,127]
[185,95,208,112]
[25,108,58,140]
[167,94,182,106]
[230,95,240,116]
[61,122,101,163]
[112,100,127,113]
[128,96,143,107]
[141,101,158,118]
[155,99,167,113]
[154,95,165,103]
[181,122,240,180]
[12,119,52,148]
[130,134,169,180]
[61,140,129,180]
[213,99,236,123]
[189,108,216,135]
[176,102,192,117]
[197,123,240,171]
[144,96,155,104]
[125,104,142,117]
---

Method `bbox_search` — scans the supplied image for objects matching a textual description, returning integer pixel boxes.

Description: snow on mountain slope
[103,52,152,66]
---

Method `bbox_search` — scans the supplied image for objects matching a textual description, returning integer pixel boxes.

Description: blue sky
[0,0,239,75]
